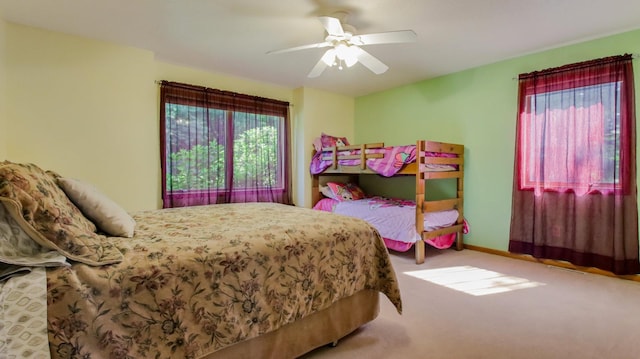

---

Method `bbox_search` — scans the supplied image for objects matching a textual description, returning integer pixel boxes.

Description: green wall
[355,29,640,251]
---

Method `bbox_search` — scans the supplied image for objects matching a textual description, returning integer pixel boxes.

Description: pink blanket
[310,145,417,177]
[313,197,469,252]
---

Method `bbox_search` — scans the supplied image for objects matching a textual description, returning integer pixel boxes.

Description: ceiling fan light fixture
[335,43,358,67]
[334,43,348,59]
[321,49,337,66]
[344,54,358,67]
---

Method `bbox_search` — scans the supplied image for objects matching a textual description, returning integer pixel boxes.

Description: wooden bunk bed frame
[311,140,465,264]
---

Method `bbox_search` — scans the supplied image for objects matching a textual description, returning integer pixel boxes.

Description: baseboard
[464,244,640,283]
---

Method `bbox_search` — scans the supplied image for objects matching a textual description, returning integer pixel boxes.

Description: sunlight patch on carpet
[403,266,545,296]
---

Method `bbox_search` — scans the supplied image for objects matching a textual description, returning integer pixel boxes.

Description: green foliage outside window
[233,126,279,188]
[168,140,225,190]
[167,124,280,191]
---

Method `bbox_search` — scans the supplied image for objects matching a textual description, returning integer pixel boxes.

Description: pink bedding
[310,145,415,177]
[313,197,467,252]
[309,145,458,177]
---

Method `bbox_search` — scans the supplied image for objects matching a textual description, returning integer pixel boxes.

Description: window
[509,54,639,275]
[516,56,633,196]
[164,105,286,190]
[160,81,291,208]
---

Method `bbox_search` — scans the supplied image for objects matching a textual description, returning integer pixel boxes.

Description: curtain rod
[510,53,639,80]
[155,80,292,107]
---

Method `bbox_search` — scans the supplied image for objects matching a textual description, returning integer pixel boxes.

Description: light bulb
[344,55,357,67]
[321,49,336,66]
[336,43,358,67]
[335,43,349,60]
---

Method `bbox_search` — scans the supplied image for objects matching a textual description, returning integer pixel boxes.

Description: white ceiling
[2,0,640,97]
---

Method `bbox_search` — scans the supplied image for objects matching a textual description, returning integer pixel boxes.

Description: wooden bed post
[414,240,426,264]
[311,174,320,207]
[456,151,465,251]
[415,140,426,264]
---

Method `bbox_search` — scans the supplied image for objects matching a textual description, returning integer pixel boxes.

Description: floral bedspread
[46,203,402,359]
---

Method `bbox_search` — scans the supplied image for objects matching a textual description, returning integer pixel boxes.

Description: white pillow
[57,178,136,237]
[320,184,337,200]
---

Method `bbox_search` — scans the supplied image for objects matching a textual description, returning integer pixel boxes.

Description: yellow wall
[2,21,353,211]
[293,87,354,207]
[5,22,158,211]
[156,62,292,103]
[0,18,7,159]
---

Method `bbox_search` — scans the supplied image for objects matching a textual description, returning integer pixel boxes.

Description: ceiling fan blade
[307,60,328,78]
[352,46,389,74]
[308,58,329,78]
[318,16,344,36]
[267,42,331,55]
[350,30,417,46]
[308,49,337,78]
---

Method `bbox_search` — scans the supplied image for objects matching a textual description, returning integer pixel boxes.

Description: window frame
[160,81,290,207]
[516,60,633,196]
[518,81,622,193]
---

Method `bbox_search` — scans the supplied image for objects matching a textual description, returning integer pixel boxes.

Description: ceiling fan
[267,13,417,78]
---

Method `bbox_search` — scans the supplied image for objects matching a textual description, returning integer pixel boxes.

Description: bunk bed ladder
[414,140,465,264]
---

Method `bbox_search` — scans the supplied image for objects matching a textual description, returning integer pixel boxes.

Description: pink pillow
[326,182,366,201]
[312,198,339,212]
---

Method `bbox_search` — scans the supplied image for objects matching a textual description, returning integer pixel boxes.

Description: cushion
[325,182,366,201]
[312,197,339,212]
[319,184,336,199]
[0,161,123,265]
[316,133,350,151]
[58,177,136,238]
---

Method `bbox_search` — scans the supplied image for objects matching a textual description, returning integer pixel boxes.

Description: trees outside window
[160,81,291,207]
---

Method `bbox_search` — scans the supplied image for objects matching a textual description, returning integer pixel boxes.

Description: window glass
[165,104,285,192]
[519,81,622,194]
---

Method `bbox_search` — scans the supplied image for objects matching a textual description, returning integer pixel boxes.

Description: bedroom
[2,2,640,261]
[2,1,640,358]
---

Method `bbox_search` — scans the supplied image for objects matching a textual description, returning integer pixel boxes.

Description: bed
[0,161,402,359]
[310,135,466,264]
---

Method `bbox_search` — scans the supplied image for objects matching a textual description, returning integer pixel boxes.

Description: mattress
[313,197,460,251]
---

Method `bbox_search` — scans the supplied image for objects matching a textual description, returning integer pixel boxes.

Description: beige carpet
[302,248,640,359]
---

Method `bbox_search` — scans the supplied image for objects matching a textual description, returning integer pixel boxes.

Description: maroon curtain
[509,54,639,275]
[160,81,292,208]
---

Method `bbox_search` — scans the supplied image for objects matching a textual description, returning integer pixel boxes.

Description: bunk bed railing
[422,198,463,212]
[421,141,464,154]
[422,224,465,240]
[320,143,385,170]
[423,156,464,165]
[423,171,463,180]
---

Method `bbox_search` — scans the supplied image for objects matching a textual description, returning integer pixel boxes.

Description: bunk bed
[310,139,465,264]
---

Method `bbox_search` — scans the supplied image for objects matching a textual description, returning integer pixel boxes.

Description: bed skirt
[200,289,380,359]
